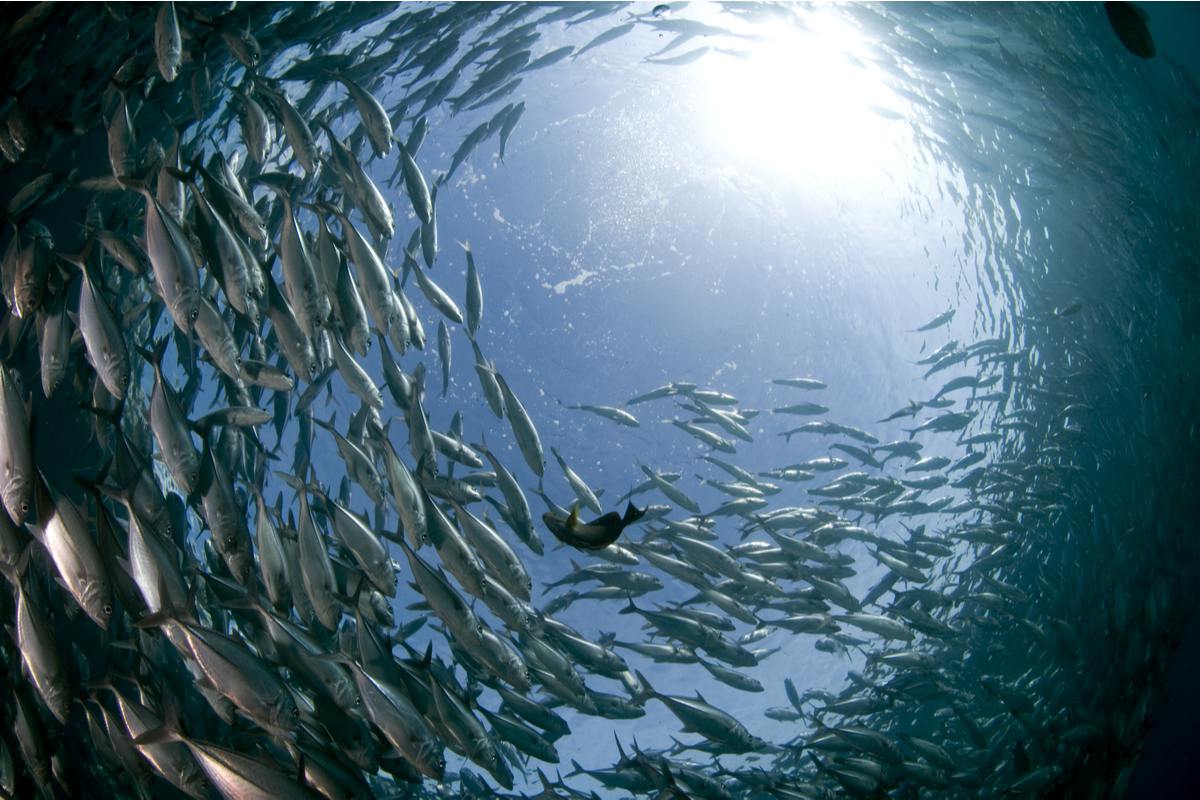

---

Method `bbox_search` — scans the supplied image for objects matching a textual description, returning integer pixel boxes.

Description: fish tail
[0,540,34,586]
[631,669,656,705]
[136,335,170,369]
[163,165,194,186]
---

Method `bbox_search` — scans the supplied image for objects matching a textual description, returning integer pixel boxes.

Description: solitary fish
[1105,1,1155,58]
[543,502,645,551]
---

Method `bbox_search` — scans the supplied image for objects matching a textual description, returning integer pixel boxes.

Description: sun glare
[694,12,911,190]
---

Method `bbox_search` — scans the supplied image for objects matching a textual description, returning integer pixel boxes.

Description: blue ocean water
[1,2,1197,797]
[345,4,1199,791]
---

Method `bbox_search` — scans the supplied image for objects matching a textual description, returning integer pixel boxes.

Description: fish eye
[225,536,236,549]
[291,706,300,718]
[103,604,113,616]
[354,694,362,706]
[190,308,199,320]
[121,375,129,387]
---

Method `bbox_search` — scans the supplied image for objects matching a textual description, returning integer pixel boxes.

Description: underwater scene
[0,2,1197,798]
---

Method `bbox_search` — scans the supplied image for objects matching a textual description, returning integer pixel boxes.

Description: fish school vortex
[0,3,1196,799]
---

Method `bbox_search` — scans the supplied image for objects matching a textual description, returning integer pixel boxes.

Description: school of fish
[0,2,1196,799]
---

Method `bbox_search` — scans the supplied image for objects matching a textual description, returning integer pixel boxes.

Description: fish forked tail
[630,669,658,706]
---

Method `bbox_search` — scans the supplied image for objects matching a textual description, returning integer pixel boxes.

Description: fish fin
[631,669,655,704]
[164,165,193,186]
[130,723,181,748]
[566,504,578,530]
[133,609,177,629]
[217,593,263,614]
[274,470,308,495]
[0,540,34,585]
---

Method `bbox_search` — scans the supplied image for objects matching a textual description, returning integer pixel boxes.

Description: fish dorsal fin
[566,504,579,530]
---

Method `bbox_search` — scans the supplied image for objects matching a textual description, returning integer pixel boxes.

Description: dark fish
[1105,2,1155,58]
[542,503,645,551]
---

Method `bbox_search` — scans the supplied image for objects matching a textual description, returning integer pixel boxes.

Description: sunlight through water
[694,11,914,192]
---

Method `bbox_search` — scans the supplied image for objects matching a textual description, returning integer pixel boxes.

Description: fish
[496,101,525,162]
[6,552,71,724]
[543,503,646,551]
[638,463,701,513]
[551,446,603,514]
[452,501,531,600]
[397,138,434,224]
[772,377,827,390]
[0,367,33,524]
[141,338,200,496]
[773,401,829,416]
[670,419,737,453]
[491,369,545,477]
[913,309,955,332]
[634,671,766,753]
[463,241,483,337]
[232,87,272,166]
[905,410,976,438]
[1105,1,1155,58]
[477,439,540,554]
[334,72,393,157]
[31,471,113,629]
[411,255,463,324]
[134,721,318,799]
[562,402,640,427]
[572,21,636,60]
[324,204,400,337]
[124,180,202,333]
[154,1,182,82]
[70,248,131,400]
[257,82,320,176]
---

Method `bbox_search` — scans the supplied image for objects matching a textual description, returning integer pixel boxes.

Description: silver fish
[31,472,112,628]
[491,368,544,477]
[73,250,130,400]
[0,367,33,524]
[154,1,182,81]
